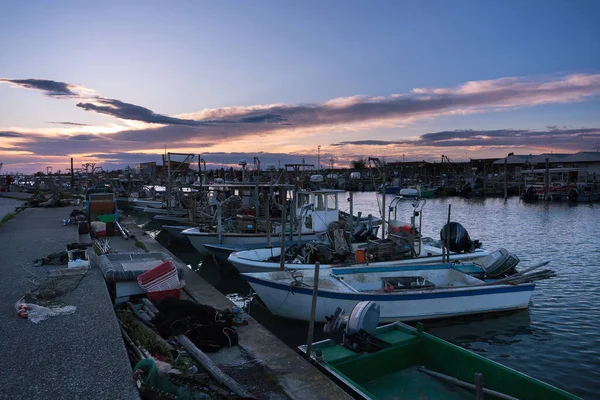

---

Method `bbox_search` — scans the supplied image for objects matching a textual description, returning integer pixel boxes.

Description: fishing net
[16,267,88,323]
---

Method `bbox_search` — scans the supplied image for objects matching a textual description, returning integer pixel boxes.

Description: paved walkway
[0,207,139,400]
[0,191,32,201]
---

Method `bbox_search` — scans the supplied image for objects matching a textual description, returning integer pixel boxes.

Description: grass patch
[0,212,16,226]
[135,240,148,251]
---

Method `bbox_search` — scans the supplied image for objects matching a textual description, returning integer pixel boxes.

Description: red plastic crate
[137,261,180,292]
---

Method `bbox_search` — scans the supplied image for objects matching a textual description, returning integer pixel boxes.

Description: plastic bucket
[355,249,366,263]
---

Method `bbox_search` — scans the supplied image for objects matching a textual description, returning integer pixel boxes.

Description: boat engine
[440,222,476,253]
[481,248,520,278]
[324,301,391,352]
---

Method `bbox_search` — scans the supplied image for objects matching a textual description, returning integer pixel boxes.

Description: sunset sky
[1,1,600,173]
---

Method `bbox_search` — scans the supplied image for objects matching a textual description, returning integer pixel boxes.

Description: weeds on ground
[135,240,148,251]
[0,212,16,226]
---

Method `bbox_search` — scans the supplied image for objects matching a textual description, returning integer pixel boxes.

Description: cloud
[0,78,81,98]
[76,98,206,126]
[4,73,600,134]
[3,73,600,172]
[47,121,89,126]
[332,127,600,151]
[0,131,23,138]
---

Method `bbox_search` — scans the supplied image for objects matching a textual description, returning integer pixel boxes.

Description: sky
[1,0,600,173]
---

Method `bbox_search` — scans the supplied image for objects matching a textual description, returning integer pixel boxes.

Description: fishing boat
[229,200,487,274]
[182,188,346,256]
[298,301,579,400]
[241,258,553,323]
[228,241,489,273]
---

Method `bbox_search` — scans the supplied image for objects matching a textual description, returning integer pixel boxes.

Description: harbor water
[150,193,600,400]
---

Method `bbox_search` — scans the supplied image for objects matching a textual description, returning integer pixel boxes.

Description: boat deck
[363,366,472,400]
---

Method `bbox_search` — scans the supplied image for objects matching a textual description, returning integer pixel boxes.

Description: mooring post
[475,373,484,400]
[305,261,321,360]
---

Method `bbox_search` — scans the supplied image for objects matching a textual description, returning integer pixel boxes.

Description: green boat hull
[300,322,579,400]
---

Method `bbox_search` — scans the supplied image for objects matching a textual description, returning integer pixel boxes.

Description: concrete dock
[0,206,139,400]
[0,201,350,399]
[120,219,352,399]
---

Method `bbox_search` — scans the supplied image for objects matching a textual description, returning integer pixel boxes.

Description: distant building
[493,152,600,181]
[136,161,157,180]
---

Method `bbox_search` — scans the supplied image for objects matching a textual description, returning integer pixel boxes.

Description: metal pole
[348,191,354,234]
[445,204,451,263]
[167,152,171,210]
[305,261,321,360]
[279,186,287,271]
[381,168,386,239]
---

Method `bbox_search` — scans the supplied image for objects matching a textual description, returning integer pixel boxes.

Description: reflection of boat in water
[425,309,536,347]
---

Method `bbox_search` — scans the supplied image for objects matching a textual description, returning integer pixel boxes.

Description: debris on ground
[15,267,88,323]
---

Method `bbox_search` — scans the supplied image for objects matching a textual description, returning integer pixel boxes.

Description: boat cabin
[296,189,344,233]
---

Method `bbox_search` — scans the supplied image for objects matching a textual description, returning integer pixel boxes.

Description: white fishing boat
[241,259,553,323]
[229,199,488,274]
[228,240,489,273]
[183,189,345,256]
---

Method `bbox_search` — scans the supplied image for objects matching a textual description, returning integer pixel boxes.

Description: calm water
[152,193,600,399]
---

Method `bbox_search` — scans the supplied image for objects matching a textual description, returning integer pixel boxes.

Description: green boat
[299,311,579,399]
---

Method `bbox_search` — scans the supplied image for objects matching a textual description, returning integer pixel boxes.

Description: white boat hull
[243,269,534,323]
[228,246,490,274]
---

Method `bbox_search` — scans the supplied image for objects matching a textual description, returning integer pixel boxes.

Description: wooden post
[475,373,484,400]
[177,335,253,398]
[279,186,287,271]
[305,261,321,360]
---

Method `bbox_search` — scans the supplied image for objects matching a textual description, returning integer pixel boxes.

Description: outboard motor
[353,223,378,242]
[481,248,520,278]
[324,301,390,352]
[440,222,474,253]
